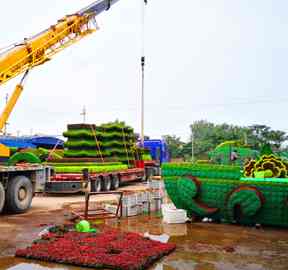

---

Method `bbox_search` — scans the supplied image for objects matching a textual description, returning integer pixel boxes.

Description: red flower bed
[15,226,175,270]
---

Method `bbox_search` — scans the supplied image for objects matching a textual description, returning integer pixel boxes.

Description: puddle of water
[1,210,288,270]
[0,258,84,270]
[7,263,67,270]
[159,260,198,270]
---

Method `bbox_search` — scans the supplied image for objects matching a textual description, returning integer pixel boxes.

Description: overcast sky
[0,0,287,141]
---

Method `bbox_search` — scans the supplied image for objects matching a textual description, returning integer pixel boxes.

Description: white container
[136,192,144,204]
[122,193,137,207]
[150,198,162,212]
[104,203,138,217]
[122,205,138,217]
[151,189,164,200]
[137,204,144,215]
[142,191,151,203]
[161,203,188,224]
[104,204,118,215]
[142,201,150,213]
[148,180,164,190]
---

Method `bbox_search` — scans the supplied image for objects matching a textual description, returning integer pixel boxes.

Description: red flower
[15,226,176,270]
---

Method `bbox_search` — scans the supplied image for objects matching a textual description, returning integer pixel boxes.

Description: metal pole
[191,128,194,162]
[141,57,145,146]
[140,0,147,146]
[81,106,86,123]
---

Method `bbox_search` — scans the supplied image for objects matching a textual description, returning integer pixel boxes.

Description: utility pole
[140,0,147,146]
[244,132,248,145]
[191,127,194,162]
[81,106,87,123]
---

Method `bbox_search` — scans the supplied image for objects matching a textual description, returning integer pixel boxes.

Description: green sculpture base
[163,163,288,227]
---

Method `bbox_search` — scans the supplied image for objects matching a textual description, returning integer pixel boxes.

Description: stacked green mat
[49,162,128,173]
[163,162,288,227]
[63,122,136,162]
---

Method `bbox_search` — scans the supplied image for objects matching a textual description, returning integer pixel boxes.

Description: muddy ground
[1,184,288,270]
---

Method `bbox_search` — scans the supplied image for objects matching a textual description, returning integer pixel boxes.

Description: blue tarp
[29,136,64,148]
[0,136,36,148]
[0,136,64,149]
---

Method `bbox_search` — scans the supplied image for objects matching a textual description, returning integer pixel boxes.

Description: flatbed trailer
[0,164,52,214]
[45,167,145,193]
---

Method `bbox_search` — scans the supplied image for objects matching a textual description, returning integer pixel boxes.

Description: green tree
[247,125,288,150]
[162,135,185,159]
[185,120,247,160]
[162,121,288,161]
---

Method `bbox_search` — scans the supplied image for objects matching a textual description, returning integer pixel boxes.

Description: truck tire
[5,176,33,214]
[101,176,111,191]
[111,175,120,190]
[0,182,5,214]
[91,177,101,192]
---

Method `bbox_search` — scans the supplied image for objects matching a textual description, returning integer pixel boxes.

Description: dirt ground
[1,183,288,270]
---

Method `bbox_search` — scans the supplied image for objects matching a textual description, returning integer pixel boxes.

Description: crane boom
[0,0,121,138]
[0,0,120,86]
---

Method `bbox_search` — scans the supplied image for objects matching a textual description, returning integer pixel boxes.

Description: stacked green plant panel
[53,163,128,173]
[163,163,288,227]
[63,122,136,162]
[63,124,101,158]
[97,121,136,163]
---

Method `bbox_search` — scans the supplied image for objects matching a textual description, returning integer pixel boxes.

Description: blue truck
[143,139,170,164]
[141,139,170,178]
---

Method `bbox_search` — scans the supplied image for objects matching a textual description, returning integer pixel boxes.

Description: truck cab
[142,139,170,178]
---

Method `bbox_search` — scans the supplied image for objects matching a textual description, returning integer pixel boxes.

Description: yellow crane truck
[0,0,121,213]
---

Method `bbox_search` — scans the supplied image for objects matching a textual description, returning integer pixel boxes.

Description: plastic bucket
[161,203,188,224]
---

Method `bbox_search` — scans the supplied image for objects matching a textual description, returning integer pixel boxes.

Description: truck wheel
[101,176,111,191]
[91,177,101,192]
[0,182,5,213]
[5,176,33,214]
[111,175,120,190]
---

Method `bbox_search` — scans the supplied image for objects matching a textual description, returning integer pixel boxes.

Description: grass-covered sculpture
[209,141,258,166]
[8,148,63,164]
[8,152,41,165]
[163,162,288,227]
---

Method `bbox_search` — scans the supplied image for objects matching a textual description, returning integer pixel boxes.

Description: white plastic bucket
[161,203,188,224]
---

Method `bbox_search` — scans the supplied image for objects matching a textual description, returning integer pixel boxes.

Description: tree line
[163,120,288,160]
